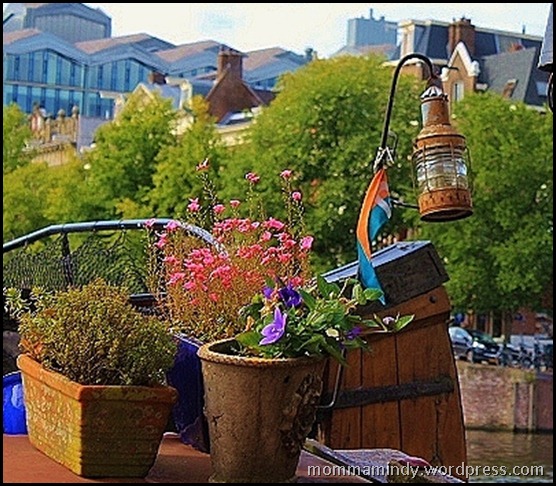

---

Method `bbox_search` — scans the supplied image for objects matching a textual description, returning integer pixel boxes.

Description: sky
[3,3,552,57]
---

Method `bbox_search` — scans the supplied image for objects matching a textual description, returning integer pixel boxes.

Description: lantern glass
[415,144,469,193]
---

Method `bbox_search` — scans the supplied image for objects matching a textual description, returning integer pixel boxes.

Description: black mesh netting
[3,231,151,294]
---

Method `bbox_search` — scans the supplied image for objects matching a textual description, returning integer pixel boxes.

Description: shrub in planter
[7,280,178,478]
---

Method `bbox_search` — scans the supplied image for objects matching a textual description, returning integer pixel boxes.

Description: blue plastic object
[3,372,28,435]
[166,335,209,452]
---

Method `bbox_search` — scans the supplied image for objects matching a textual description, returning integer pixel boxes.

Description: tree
[419,93,553,317]
[3,162,53,242]
[149,97,226,217]
[43,157,101,224]
[3,104,33,175]
[84,90,177,219]
[221,55,423,272]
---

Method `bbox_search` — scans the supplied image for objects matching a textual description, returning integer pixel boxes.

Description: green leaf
[393,315,415,333]
[322,340,346,365]
[235,331,263,350]
[317,275,340,299]
[363,288,384,302]
[299,289,317,311]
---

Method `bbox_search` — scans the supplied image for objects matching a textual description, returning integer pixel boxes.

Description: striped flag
[356,168,392,300]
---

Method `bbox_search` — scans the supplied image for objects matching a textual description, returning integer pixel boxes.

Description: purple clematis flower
[278,285,302,308]
[260,308,287,346]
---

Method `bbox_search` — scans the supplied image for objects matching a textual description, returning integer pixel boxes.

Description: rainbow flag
[356,168,392,300]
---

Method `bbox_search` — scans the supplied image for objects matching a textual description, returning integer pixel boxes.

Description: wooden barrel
[318,242,467,471]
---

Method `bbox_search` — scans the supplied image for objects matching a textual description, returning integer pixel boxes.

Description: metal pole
[376,53,438,171]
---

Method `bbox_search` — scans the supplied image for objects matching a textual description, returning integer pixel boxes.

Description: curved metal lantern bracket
[375,54,440,172]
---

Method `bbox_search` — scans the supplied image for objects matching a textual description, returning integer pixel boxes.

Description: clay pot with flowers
[150,162,414,482]
[147,164,314,451]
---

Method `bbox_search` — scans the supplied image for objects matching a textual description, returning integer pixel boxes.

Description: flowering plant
[149,164,313,342]
[149,161,414,361]
[235,276,414,362]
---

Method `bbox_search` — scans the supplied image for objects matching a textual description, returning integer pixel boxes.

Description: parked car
[448,327,502,364]
[467,329,503,365]
[448,327,474,362]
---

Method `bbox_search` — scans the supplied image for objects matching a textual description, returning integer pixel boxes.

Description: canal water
[467,430,553,483]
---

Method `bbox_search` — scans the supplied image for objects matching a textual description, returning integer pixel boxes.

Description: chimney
[217,47,244,81]
[449,18,476,56]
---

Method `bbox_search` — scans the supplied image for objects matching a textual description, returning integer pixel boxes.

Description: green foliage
[220,55,423,272]
[3,104,33,175]
[84,91,177,219]
[419,93,553,314]
[149,97,226,217]
[10,280,177,386]
[236,277,414,362]
[44,157,102,223]
[3,162,53,242]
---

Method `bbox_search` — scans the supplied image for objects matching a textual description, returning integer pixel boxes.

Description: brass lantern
[413,86,473,222]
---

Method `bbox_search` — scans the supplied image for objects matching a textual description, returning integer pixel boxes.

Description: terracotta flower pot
[198,339,326,484]
[17,354,178,478]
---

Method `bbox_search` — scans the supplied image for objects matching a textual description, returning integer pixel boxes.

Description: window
[452,81,465,102]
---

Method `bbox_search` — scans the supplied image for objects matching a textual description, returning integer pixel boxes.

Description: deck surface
[3,433,369,483]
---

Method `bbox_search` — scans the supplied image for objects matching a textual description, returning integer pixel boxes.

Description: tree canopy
[3,104,33,175]
[221,55,423,272]
[419,93,553,315]
[149,96,226,218]
[83,90,177,219]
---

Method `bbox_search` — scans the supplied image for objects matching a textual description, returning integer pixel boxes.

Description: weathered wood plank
[361,335,401,450]
[325,349,363,449]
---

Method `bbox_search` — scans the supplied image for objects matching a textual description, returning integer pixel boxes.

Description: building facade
[3,3,310,121]
[347,9,397,48]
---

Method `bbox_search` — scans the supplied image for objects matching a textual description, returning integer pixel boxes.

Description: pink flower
[168,272,186,286]
[214,204,226,215]
[144,218,157,229]
[188,198,201,213]
[230,200,241,209]
[300,236,314,251]
[196,159,210,172]
[264,218,286,231]
[292,191,302,202]
[164,256,180,267]
[245,172,261,185]
[165,220,181,232]
[155,234,168,249]
[280,170,293,180]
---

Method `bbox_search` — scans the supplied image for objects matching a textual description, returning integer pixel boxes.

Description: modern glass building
[3,3,310,119]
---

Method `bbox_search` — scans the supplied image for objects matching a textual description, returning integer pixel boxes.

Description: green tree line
[3,55,552,317]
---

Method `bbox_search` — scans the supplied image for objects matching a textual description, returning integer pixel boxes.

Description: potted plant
[150,164,413,482]
[6,280,178,478]
[147,165,313,451]
[198,277,413,484]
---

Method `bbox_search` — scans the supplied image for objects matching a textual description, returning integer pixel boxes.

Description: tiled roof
[480,47,548,106]
[156,40,224,63]
[2,28,42,45]
[76,33,153,54]
[244,47,305,71]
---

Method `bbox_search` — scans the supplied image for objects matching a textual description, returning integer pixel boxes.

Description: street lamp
[376,53,473,222]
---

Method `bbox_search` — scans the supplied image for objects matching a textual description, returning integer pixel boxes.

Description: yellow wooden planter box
[17,354,178,478]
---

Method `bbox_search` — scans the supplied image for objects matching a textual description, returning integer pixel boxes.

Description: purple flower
[260,308,287,346]
[278,285,302,308]
[347,326,363,341]
[263,286,274,300]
